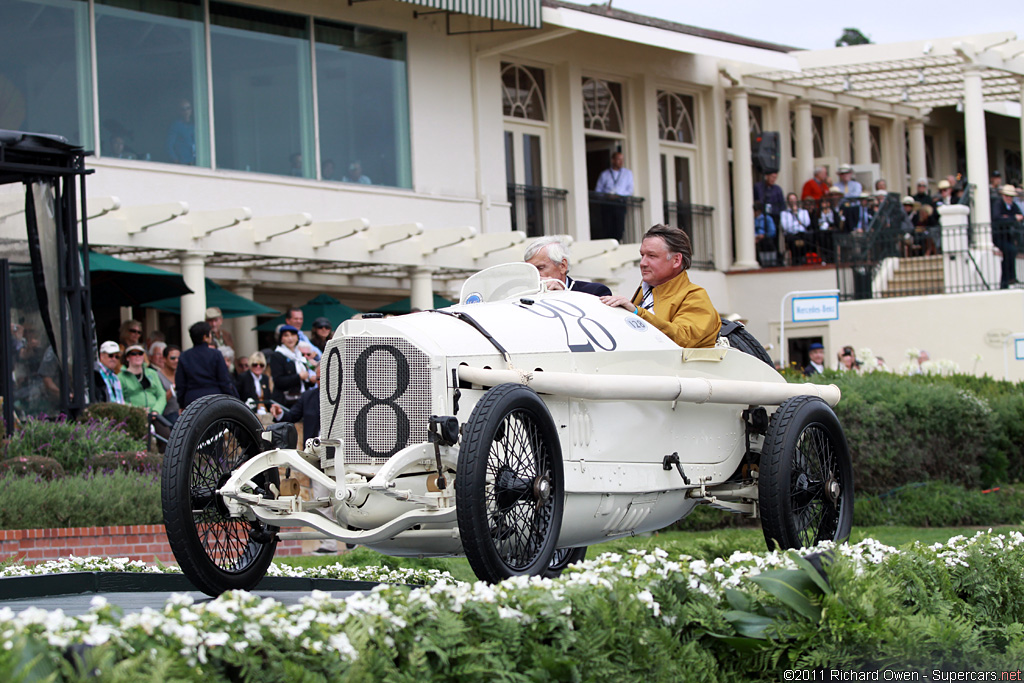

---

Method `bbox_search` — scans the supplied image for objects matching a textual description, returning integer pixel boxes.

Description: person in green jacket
[119,344,166,415]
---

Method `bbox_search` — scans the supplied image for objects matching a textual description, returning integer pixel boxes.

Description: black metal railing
[588,192,645,243]
[833,223,1021,300]
[664,202,715,270]
[507,184,569,238]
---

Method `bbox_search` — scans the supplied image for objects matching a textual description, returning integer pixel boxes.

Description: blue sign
[1016,338,1024,361]
[791,295,839,322]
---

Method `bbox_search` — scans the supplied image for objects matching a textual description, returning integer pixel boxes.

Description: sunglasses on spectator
[167,355,180,361]
[251,362,265,367]
[105,353,121,359]
[128,328,142,334]
[126,351,144,357]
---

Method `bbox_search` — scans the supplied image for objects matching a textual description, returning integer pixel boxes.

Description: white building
[3,0,1023,377]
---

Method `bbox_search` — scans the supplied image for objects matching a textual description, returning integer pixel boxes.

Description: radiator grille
[324,337,432,464]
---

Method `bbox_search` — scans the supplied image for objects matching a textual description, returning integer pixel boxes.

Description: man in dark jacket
[524,236,612,296]
[992,184,1022,289]
[175,321,238,408]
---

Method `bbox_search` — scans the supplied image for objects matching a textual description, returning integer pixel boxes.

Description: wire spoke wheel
[162,395,279,596]
[457,384,563,583]
[759,396,853,551]
[545,546,587,577]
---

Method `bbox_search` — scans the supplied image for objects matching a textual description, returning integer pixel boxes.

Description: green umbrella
[86,251,193,306]
[144,279,278,318]
[372,293,455,314]
[254,294,360,331]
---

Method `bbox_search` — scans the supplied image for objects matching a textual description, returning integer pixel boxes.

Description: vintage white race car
[162,263,853,596]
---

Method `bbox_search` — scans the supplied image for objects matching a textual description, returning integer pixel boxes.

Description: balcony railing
[588,192,645,243]
[664,202,715,270]
[833,223,1022,300]
[507,184,569,238]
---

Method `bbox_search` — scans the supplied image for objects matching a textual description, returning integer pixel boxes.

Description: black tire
[162,394,279,596]
[456,384,564,583]
[758,396,854,550]
[543,546,587,578]
[720,318,773,367]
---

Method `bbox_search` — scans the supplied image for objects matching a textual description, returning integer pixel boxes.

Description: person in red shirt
[800,166,830,209]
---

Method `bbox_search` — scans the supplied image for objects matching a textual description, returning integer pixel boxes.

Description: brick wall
[0,525,305,565]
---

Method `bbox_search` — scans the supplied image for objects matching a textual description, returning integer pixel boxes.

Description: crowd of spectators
[90,306,335,430]
[753,165,1024,269]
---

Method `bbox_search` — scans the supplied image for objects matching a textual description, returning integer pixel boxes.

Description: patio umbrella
[254,294,360,331]
[86,251,193,307]
[372,293,455,314]
[144,279,278,318]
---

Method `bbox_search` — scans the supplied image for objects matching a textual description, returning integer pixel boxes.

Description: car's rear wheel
[162,395,279,596]
[456,384,563,583]
[758,396,853,550]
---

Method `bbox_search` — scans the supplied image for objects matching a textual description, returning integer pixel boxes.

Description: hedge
[795,370,1024,492]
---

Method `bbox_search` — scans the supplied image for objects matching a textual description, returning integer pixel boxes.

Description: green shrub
[0,470,161,529]
[79,402,149,441]
[85,451,163,474]
[796,371,1010,491]
[854,480,1024,527]
[3,414,145,474]
[0,455,64,480]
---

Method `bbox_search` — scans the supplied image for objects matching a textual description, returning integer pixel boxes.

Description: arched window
[582,77,623,132]
[501,63,546,121]
[657,91,695,144]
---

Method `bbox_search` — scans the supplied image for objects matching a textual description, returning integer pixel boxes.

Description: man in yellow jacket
[601,224,720,348]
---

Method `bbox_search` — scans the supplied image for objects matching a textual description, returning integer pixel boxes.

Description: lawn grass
[279,524,1024,582]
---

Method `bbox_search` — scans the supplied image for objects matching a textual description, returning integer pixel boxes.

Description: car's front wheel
[758,396,854,550]
[456,384,564,583]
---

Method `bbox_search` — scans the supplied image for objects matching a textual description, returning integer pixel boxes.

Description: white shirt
[595,167,634,196]
[781,208,811,234]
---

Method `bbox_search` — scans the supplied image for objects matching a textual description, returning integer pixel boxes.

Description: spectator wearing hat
[992,184,1022,288]
[843,193,874,232]
[205,307,234,350]
[834,165,863,199]
[934,179,954,211]
[269,324,310,408]
[913,179,933,208]
[283,307,319,360]
[176,321,239,408]
[310,317,333,354]
[93,340,125,404]
[803,342,826,376]
[119,344,166,416]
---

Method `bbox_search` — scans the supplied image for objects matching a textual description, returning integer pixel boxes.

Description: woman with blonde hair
[237,350,272,414]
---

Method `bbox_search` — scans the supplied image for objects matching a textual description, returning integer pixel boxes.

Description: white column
[143,308,160,340]
[907,118,927,188]
[793,100,814,186]
[409,267,435,312]
[963,64,991,227]
[1019,78,1024,177]
[179,252,209,350]
[729,87,758,270]
[232,281,259,358]
[852,111,871,167]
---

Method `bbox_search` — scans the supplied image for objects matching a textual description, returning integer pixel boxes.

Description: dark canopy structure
[87,251,193,306]
[0,130,93,435]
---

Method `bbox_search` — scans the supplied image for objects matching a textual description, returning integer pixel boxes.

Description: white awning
[400,0,541,28]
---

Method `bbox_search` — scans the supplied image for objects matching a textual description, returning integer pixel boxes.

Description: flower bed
[3,532,1023,680]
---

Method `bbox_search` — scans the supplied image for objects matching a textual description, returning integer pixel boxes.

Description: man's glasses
[105,353,121,359]
[167,356,180,361]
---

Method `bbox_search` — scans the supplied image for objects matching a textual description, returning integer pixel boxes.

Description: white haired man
[524,236,612,296]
